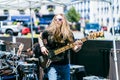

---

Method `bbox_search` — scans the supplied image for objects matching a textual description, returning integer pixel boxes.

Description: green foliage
[65,6,80,23]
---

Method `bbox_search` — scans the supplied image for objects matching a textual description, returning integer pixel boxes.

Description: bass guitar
[34,31,104,69]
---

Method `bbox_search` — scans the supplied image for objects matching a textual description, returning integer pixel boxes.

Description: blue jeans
[45,64,70,80]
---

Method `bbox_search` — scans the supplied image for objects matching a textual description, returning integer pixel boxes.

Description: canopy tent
[0,0,71,10]
[0,0,112,10]
[0,0,41,10]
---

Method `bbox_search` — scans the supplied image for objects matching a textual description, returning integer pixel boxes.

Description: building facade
[67,0,120,30]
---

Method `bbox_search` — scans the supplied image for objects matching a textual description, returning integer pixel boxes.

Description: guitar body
[33,43,64,69]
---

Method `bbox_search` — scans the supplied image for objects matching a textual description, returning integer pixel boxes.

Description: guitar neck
[54,37,88,55]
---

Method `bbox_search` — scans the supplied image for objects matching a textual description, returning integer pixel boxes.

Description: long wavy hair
[46,13,74,43]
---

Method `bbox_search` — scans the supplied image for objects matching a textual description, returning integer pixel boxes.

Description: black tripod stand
[20,63,38,80]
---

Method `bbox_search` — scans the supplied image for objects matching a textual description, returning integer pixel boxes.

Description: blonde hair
[46,13,74,43]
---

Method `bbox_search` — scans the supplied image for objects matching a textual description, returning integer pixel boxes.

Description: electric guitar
[34,31,104,69]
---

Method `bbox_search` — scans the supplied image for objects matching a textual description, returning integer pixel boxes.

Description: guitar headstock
[88,31,104,39]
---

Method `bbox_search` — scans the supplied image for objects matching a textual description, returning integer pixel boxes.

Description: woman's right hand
[40,46,49,55]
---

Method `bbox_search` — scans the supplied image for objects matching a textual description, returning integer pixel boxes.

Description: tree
[65,6,81,30]
[65,6,80,23]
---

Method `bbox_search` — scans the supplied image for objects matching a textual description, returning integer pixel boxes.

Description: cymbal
[26,58,39,61]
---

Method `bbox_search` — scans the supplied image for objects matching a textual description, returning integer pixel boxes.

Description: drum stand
[6,51,20,80]
[21,63,38,80]
[13,64,19,80]
[10,51,19,80]
[22,72,38,80]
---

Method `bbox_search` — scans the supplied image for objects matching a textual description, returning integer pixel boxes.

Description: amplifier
[70,64,86,80]
[70,64,85,74]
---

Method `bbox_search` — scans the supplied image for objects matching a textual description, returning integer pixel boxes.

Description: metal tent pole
[29,1,34,48]
[96,0,119,79]
[109,1,119,80]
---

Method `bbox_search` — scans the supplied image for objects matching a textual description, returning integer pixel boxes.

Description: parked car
[22,23,48,34]
[0,22,22,36]
[110,25,120,35]
[35,24,48,34]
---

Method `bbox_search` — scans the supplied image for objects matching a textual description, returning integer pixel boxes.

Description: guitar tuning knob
[99,31,104,37]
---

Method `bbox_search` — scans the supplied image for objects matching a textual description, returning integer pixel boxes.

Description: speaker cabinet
[70,40,113,78]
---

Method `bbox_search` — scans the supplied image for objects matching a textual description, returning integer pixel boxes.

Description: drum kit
[0,40,39,80]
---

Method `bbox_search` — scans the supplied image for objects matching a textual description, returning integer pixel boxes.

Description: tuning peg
[99,31,104,37]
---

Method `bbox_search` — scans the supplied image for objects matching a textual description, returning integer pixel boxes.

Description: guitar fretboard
[54,37,88,55]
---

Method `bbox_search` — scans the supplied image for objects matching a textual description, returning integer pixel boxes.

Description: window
[113,18,115,23]
[47,5,55,12]
[88,8,90,12]
[112,6,114,12]
[4,9,9,15]
[107,18,109,23]
[19,10,25,15]
[117,5,119,14]
[97,8,99,12]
